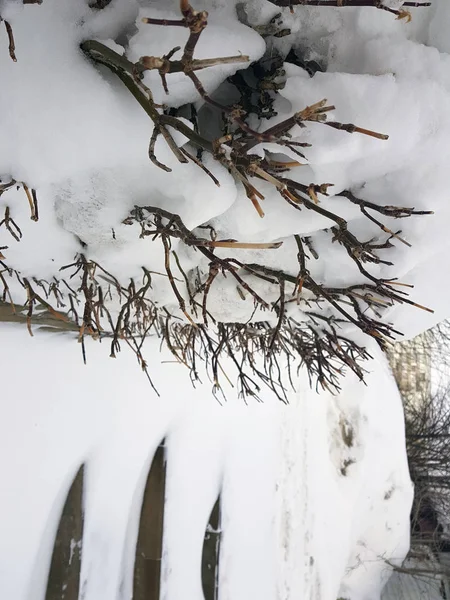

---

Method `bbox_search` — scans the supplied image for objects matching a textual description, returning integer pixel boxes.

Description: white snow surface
[1,0,448,598]
[0,327,412,600]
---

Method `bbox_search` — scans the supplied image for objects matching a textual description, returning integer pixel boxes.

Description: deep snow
[0,327,412,600]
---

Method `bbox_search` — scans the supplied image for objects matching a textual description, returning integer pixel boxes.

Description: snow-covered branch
[0,0,436,396]
[266,0,430,22]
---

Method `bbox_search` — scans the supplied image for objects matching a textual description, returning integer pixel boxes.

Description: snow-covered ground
[0,326,412,600]
[1,0,450,598]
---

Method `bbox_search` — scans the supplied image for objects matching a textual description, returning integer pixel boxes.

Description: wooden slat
[133,441,166,600]
[0,301,78,332]
[45,465,84,600]
[201,496,221,600]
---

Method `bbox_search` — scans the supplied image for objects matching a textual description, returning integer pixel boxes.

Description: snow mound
[0,328,412,600]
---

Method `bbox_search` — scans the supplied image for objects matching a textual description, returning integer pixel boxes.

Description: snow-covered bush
[0,0,441,398]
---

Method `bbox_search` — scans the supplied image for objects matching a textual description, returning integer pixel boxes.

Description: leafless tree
[387,324,450,589]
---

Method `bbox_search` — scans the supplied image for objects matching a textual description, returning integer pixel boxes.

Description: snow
[276,341,413,600]
[0,326,412,600]
[2,0,449,597]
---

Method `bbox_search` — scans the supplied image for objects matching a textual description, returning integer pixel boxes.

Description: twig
[3,20,16,62]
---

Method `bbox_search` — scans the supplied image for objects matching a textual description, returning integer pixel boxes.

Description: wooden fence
[44,441,221,600]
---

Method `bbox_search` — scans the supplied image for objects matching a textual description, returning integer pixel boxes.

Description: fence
[44,441,221,600]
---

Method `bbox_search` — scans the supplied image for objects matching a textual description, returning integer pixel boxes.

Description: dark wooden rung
[133,440,166,600]
[201,496,222,600]
[45,464,84,600]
